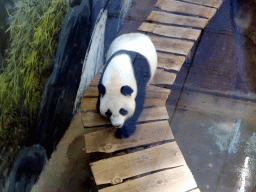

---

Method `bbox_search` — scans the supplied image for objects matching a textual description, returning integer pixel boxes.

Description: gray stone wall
[2,0,133,191]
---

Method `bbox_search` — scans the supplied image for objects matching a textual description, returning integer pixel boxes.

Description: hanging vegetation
[0,0,69,148]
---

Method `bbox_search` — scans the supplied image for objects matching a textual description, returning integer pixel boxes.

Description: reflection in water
[232,0,256,95]
[245,132,256,153]
[229,2,256,191]
[238,157,250,192]
[208,119,241,153]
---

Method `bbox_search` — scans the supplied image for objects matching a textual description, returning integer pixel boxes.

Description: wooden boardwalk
[81,0,223,191]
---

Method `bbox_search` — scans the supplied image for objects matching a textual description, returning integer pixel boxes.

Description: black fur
[96,84,105,113]
[119,108,128,116]
[105,109,112,117]
[121,85,134,96]
[98,83,106,96]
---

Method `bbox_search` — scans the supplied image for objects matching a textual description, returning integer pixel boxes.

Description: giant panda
[97,33,157,138]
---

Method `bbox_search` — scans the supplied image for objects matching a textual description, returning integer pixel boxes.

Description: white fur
[106,33,157,83]
[102,54,137,98]
[100,94,135,127]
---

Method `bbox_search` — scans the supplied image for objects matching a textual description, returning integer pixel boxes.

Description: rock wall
[3,0,133,191]
[35,0,91,157]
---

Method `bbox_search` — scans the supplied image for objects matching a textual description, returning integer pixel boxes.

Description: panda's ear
[98,84,106,95]
[121,85,134,96]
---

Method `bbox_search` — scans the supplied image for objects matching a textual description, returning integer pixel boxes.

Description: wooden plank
[98,165,197,192]
[155,0,217,19]
[151,68,177,85]
[147,11,208,28]
[82,106,169,127]
[184,0,223,8]
[157,52,185,71]
[147,85,171,95]
[90,73,101,86]
[85,120,174,153]
[148,35,194,55]
[83,86,98,98]
[138,106,169,122]
[90,142,186,185]
[80,97,98,111]
[145,86,171,107]
[82,111,111,127]
[144,97,167,107]
[138,22,201,40]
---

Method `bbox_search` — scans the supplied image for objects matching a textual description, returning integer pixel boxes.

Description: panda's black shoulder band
[105,50,138,68]
[98,83,106,95]
[100,49,150,84]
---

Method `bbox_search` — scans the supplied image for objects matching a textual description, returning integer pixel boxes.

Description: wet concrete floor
[166,0,256,191]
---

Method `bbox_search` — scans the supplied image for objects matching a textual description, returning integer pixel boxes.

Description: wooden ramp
[82,0,223,191]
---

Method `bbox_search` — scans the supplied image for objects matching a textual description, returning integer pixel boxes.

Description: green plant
[0,0,69,148]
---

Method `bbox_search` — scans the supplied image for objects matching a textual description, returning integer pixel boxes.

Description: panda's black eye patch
[105,109,112,117]
[121,85,133,96]
[119,108,128,116]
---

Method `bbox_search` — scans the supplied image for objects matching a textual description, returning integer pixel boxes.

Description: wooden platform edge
[90,142,186,185]
[98,165,198,192]
[85,120,174,153]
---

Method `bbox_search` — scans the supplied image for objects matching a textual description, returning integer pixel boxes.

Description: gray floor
[166,0,256,191]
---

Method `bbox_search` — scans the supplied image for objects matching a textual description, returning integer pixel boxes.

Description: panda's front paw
[114,129,123,139]
[114,123,136,138]
[115,128,131,138]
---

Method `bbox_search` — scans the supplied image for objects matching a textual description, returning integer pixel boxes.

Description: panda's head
[98,83,136,128]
